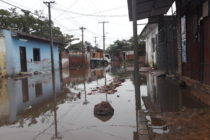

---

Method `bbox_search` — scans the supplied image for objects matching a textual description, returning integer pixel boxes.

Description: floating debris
[88,78,125,95]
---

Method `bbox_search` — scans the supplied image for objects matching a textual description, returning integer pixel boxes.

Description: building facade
[141,24,158,68]
[0,29,60,77]
[141,16,177,74]
[179,0,210,85]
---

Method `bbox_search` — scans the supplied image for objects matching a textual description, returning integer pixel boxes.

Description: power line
[52,7,127,17]
[92,5,126,14]
[4,0,33,11]
[54,0,79,19]
[0,0,43,17]
[71,5,127,19]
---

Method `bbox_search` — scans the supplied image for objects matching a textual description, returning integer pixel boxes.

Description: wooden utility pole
[132,0,141,108]
[43,1,61,139]
[99,21,108,61]
[80,26,86,66]
[99,21,108,102]
[80,26,86,52]
[94,36,98,48]
[44,1,55,75]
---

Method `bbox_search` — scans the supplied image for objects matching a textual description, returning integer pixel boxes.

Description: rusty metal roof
[127,0,174,21]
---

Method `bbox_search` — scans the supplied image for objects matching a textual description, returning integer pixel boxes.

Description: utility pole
[99,21,108,102]
[44,1,55,75]
[94,36,98,48]
[80,26,86,52]
[44,1,61,140]
[131,0,141,108]
[99,21,108,61]
[80,26,86,66]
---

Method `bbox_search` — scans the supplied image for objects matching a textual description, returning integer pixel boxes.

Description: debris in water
[89,78,125,95]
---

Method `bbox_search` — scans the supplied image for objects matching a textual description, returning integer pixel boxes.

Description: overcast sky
[0,0,147,48]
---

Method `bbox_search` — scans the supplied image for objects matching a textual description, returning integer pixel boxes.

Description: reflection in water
[94,113,113,122]
[143,74,207,113]
[0,71,62,127]
[0,65,139,140]
[22,78,29,102]
[35,83,43,97]
[52,89,62,140]
[83,77,89,105]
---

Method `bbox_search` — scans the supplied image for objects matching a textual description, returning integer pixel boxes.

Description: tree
[0,8,77,48]
[106,37,145,56]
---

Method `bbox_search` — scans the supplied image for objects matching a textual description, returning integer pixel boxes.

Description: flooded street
[0,65,141,140]
[0,64,210,140]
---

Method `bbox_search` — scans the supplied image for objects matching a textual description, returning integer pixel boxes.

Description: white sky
[0,0,147,49]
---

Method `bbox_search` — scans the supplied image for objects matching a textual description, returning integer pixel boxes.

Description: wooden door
[19,47,27,72]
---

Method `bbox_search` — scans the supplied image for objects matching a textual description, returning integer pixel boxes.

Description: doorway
[19,47,27,72]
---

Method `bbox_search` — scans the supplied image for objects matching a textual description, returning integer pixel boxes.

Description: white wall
[144,24,158,67]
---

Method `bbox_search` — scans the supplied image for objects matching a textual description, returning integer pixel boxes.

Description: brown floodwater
[0,64,208,140]
[0,65,142,140]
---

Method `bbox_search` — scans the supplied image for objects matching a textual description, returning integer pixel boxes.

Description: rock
[94,101,114,116]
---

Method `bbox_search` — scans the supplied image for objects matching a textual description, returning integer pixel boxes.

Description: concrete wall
[0,33,7,77]
[144,24,158,67]
[61,51,69,69]
[157,16,177,74]
[2,30,60,76]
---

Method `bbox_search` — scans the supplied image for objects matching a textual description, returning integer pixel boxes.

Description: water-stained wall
[0,33,7,77]
[0,79,9,125]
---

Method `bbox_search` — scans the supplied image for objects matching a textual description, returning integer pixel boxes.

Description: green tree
[106,37,145,56]
[0,8,77,48]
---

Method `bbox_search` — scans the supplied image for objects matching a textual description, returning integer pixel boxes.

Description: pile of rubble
[88,78,125,95]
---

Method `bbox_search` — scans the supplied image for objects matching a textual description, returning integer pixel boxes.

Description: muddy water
[0,65,143,140]
[142,73,209,140]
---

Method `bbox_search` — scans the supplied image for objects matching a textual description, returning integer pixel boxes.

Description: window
[33,48,40,61]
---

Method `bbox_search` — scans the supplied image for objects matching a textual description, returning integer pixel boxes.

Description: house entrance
[19,47,27,72]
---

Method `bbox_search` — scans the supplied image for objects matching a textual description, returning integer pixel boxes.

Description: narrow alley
[0,0,210,140]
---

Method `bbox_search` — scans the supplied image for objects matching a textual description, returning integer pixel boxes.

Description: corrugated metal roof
[127,0,174,21]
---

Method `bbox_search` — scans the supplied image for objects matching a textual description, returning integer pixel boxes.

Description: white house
[140,24,158,68]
